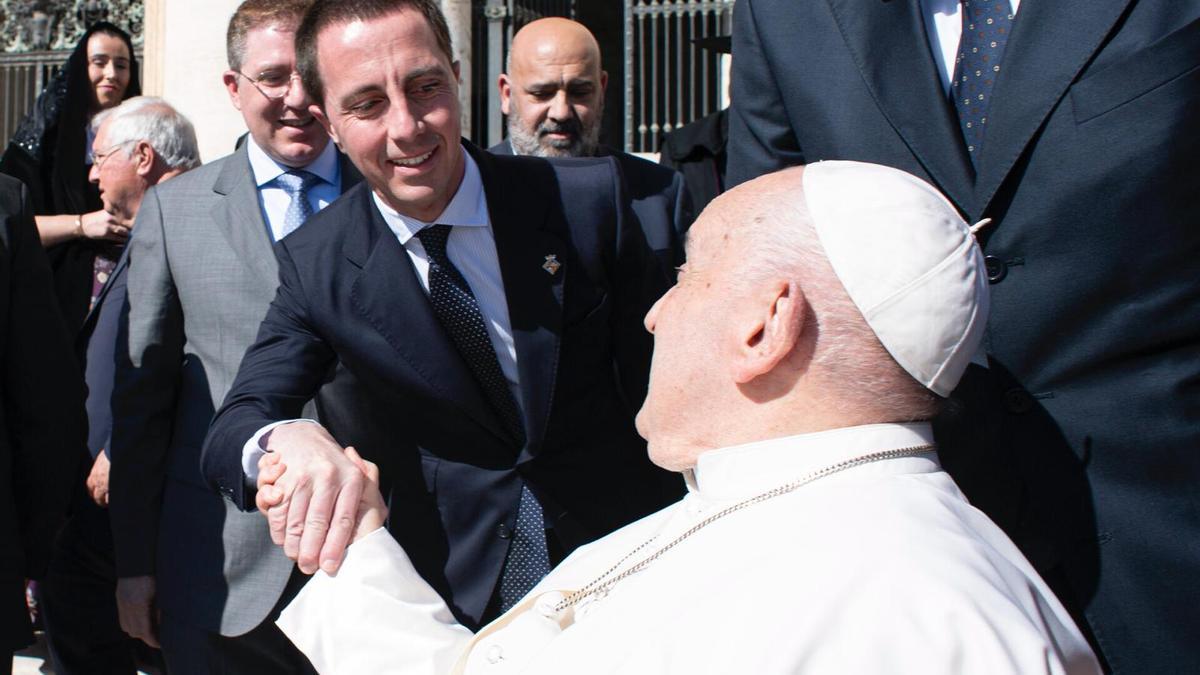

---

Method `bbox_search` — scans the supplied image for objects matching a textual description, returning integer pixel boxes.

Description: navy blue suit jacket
[202,143,683,629]
[728,2,1200,671]
[489,141,692,274]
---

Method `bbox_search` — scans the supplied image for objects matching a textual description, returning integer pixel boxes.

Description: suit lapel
[973,0,1132,216]
[344,187,511,443]
[826,0,975,214]
[472,146,564,462]
[78,248,128,348]
[211,144,279,289]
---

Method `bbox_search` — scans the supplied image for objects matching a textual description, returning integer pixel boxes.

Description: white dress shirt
[241,146,520,481]
[246,135,341,241]
[279,422,1100,675]
[922,0,1022,92]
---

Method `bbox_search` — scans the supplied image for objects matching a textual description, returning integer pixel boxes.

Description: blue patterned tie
[952,0,1013,166]
[275,170,321,239]
[413,225,550,610]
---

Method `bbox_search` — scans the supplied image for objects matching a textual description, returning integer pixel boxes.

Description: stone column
[440,0,472,135]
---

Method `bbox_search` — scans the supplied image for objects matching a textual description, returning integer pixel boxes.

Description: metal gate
[625,0,734,153]
[471,0,576,147]
[0,51,66,152]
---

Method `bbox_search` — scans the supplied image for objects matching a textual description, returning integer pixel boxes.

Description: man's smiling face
[313,10,465,222]
[226,22,329,168]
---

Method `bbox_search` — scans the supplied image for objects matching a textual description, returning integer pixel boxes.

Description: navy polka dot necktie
[275,170,321,239]
[952,0,1013,166]
[413,224,550,609]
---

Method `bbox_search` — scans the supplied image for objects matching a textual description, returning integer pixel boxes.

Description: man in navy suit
[490,17,692,274]
[201,0,682,631]
[36,96,198,675]
[726,1,1200,671]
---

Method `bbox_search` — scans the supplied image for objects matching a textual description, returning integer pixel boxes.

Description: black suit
[489,141,692,274]
[728,1,1200,671]
[203,143,683,629]
[0,174,86,655]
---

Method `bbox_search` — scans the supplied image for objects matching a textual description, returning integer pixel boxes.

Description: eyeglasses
[236,70,302,101]
[93,140,134,170]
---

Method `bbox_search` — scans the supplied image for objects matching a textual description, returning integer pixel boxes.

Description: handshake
[254,421,389,575]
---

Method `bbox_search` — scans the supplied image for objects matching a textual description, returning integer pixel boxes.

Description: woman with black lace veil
[0,22,140,335]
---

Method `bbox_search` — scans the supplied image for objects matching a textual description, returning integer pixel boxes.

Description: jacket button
[1003,388,1035,414]
[497,523,512,539]
[984,255,1007,283]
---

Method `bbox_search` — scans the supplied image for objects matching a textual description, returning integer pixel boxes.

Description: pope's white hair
[734,182,942,422]
[92,96,201,171]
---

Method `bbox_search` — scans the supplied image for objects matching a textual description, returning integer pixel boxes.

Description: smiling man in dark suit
[726,1,1200,671]
[201,0,681,632]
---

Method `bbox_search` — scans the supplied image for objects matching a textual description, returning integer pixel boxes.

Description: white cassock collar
[686,422,939,503]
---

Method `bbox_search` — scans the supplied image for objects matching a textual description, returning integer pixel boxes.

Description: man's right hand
[116,575,160,648]
[255,422,366,575]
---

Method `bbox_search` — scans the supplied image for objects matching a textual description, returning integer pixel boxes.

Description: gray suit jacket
[108,142,357,636]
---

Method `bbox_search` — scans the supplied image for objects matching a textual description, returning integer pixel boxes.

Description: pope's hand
[253,422,365,575]
[343,446,388,542]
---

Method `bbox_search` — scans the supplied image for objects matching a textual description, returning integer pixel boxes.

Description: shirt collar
[371,145,488,244]
[689,422,938,502]
[246,135,340,188]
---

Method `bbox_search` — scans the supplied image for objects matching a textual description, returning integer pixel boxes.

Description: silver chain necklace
[554,443,936,613]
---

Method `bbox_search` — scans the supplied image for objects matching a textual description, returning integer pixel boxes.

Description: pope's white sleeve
[278,528,475,675]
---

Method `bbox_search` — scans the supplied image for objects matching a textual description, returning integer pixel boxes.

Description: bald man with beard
[263,162,1101,675]
[491,17,692,275]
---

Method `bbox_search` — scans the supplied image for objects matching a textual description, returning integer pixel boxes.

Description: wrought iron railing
[0,50,68,153]
[625,0,733,153]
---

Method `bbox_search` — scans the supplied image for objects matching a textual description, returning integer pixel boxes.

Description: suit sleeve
[3,180,86,578]
[108,185,183,578]
[727,0,806,187]
[201,241,336,511]
[608,160,670,413]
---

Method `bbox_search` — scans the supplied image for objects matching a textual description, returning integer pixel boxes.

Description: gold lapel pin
[542,254,561,275]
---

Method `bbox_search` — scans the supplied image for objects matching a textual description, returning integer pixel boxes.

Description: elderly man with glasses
[106,1,359,674]
[35,95,198,675]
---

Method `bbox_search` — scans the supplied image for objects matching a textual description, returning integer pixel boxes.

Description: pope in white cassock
[258,161,1102,674]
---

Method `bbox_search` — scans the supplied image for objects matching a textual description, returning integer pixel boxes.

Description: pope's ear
[730,280,804,384]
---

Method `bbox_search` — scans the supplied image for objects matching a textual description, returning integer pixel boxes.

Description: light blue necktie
[275,170,321,239]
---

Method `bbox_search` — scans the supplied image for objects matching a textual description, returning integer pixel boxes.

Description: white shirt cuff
[241,418,319,485]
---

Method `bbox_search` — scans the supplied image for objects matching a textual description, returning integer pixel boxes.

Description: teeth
[391,150,433,167]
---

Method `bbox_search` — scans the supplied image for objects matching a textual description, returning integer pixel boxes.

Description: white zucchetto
[802,161,989,397]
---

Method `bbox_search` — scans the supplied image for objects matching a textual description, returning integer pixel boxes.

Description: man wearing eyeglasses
[107,1,358,673]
